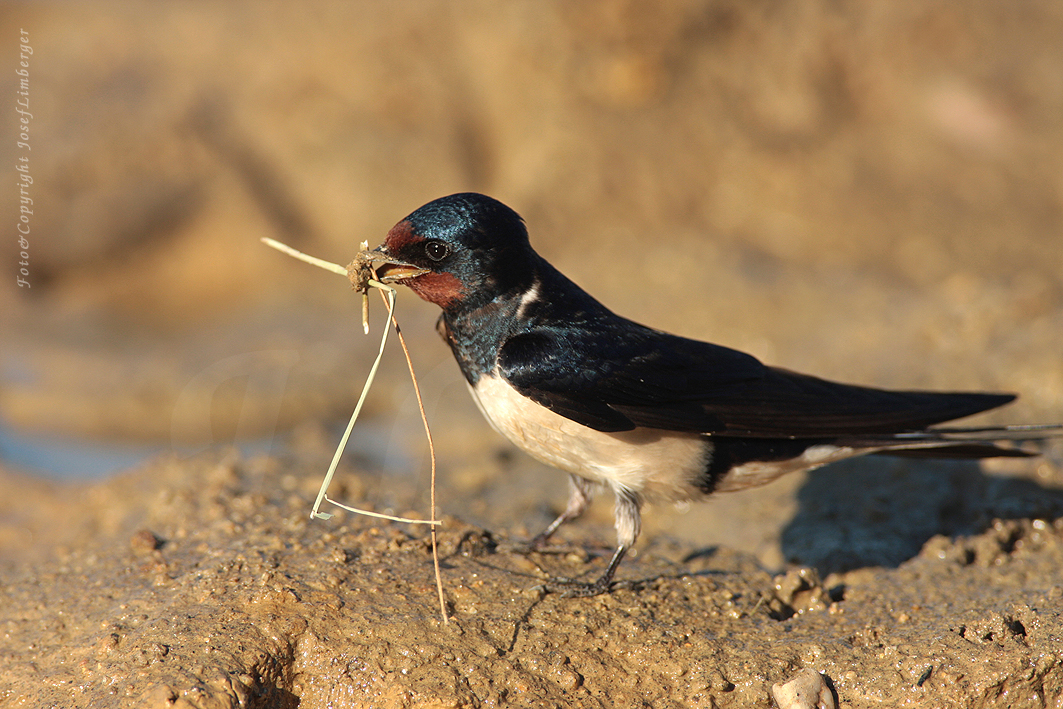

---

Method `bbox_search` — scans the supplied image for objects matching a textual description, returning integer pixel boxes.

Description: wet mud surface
[1,447,1062,708]
[3,1,1063,707]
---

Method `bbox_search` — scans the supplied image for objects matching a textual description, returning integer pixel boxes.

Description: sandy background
[2,2,1062,707]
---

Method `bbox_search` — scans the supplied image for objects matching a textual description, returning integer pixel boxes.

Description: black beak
[369,245,430,283]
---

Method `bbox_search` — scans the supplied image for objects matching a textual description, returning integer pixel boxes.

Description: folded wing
[498,323,1015,436]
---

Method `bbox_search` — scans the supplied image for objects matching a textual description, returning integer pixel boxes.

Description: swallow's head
[373,193,536,311]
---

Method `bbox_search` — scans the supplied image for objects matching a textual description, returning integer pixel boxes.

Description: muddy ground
[1,448,1062,708]
[2,2,1063,707]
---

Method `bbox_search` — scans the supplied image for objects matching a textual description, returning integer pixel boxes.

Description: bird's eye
[424,240,450,261]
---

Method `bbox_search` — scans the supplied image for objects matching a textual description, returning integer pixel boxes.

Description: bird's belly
[467,375,711,501]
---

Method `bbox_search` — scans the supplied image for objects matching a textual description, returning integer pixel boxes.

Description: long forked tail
[863,424,1063,459]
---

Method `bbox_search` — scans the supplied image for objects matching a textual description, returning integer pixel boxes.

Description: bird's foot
[542,574,616,598]
[535,544,630,597]
[529,531,553,550]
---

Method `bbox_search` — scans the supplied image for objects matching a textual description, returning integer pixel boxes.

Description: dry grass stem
[263,236,447,622]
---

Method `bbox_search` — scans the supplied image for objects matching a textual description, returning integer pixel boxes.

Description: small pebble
[771,668,835,709]
[130,529,163,555]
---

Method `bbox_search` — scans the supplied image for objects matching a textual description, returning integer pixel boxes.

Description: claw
[538,544,629,598]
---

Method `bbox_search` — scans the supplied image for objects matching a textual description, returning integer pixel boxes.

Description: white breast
[467,375,711,502]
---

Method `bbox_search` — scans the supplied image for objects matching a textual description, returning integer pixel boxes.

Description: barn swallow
[370,192,1057,597]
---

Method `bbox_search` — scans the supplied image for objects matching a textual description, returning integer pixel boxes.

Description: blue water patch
[0,424,278,481]
[0,425,163,480]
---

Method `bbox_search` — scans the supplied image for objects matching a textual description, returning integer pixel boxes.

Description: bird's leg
[531,473,595,548]
[551,486,643,598]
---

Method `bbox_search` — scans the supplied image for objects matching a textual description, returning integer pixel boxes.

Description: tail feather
[704,424,1059,494]
[875,444,1035,459]
[858,424,1061,460]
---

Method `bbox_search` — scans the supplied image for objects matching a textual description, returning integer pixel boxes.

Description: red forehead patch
[384,220,424,252]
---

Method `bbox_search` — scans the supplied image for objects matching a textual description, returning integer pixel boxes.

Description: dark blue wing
[498,321,1014,436]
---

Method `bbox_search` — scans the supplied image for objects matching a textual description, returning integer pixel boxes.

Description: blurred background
[2,1,1061,546]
